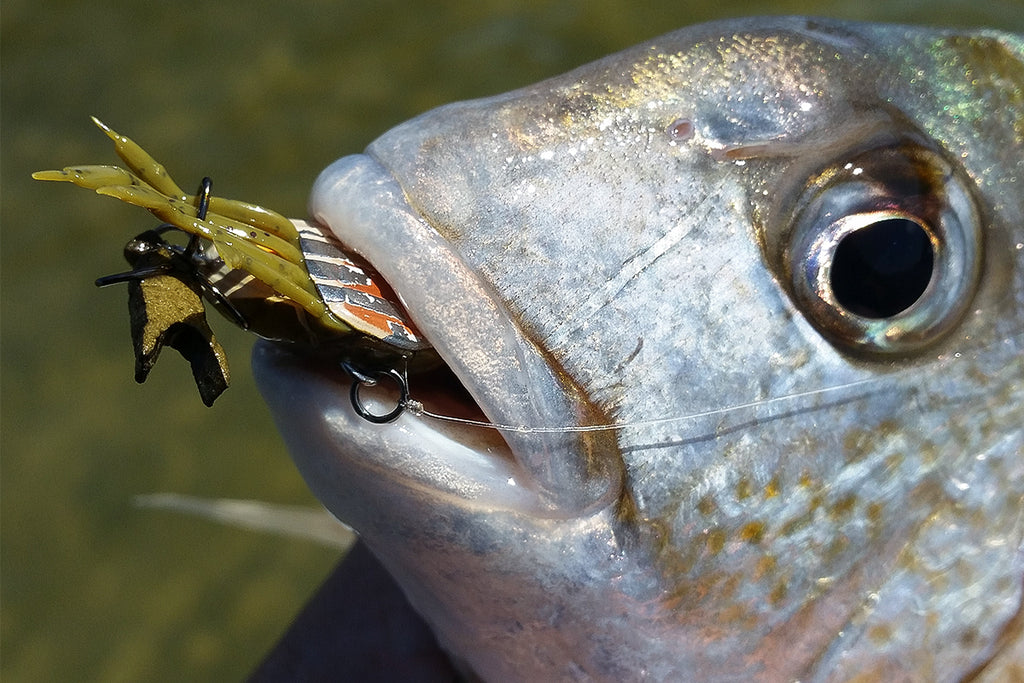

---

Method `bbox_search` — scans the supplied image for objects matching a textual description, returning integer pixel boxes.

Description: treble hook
[341,361,409,424]
[95,177,251,330]
[195,177,213,219]
[182,175,213,260]
[174,175,212,272]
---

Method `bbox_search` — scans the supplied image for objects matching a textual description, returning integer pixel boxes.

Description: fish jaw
[255,16,1024,681]
[296,152,625,519]
[254,343,656,680]
[252,152,659,680]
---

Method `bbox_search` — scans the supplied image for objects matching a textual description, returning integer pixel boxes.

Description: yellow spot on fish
[735,477,753,500]
[826,534,850,559]
[885,452,905,473]
[920,440,939,465]
[828,494,858,521]
[719,573,741,601]
[697,495,717,516]
[706,528,727,555]
[959,626,980,648]
[867,502,884,526]
[718,602,750,626]
[754,555,777,580]
[739,521,767,544]
[769,579,788,606]
[868,624,893,645]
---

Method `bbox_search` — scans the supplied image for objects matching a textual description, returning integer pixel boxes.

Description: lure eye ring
[343,364,409,424]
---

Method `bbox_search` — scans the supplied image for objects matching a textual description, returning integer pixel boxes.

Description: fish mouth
[255,153,621,521]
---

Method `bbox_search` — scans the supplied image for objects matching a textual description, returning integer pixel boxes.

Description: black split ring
[345,365,409,423]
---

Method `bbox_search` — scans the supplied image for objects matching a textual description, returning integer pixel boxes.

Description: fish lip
[303,153,621,515]
[252,340,544,516]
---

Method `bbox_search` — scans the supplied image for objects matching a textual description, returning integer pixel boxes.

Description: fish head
[254,17,1024,680]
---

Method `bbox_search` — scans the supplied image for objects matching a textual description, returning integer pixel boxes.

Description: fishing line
[393,323,1024,435]
[402,375,887,434]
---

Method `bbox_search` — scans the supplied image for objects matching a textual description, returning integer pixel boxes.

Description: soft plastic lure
[34,118,431,408]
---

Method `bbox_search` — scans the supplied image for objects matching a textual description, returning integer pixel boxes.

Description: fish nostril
[829,217,934,318]
[667,118,694,141]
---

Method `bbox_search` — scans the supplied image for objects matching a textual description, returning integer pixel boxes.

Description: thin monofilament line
[404,375,886,434]
[401,325,1022,435]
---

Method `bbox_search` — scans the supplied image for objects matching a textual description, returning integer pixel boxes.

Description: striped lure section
[296,221,428,351]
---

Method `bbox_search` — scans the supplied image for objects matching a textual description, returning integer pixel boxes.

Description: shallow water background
[3,1,1021,680]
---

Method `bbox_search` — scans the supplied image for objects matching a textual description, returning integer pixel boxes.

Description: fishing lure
[34,118,431,416]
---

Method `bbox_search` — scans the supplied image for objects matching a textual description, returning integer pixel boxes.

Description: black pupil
[830,218,934,318]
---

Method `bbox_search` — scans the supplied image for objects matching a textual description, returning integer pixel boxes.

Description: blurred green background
[2,0,1021,680]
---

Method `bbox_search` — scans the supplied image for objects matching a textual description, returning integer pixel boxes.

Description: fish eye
[828,213,934,319]
[785,143,982,355]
